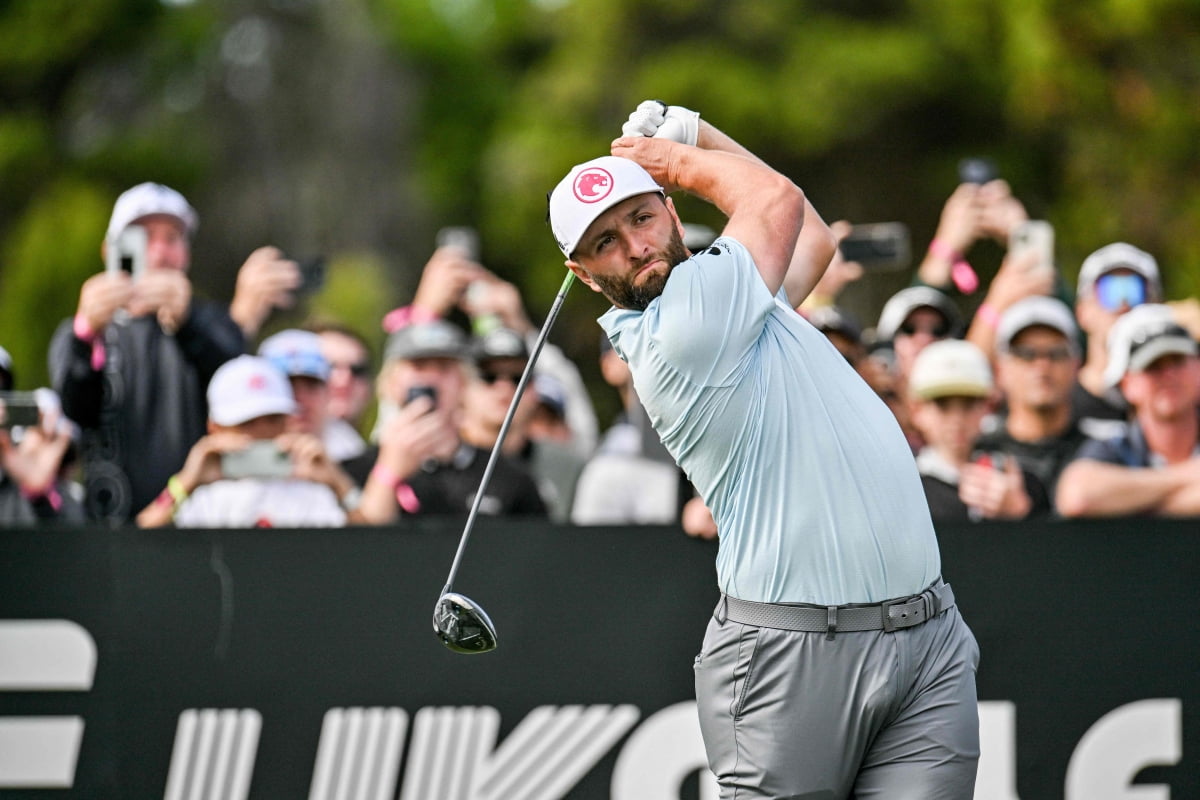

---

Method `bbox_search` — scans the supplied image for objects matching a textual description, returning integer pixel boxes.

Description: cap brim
[1127,336,1198,374]
[211,398,296,427]
[913,381,991,400]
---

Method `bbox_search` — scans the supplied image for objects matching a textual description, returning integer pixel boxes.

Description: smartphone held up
[1009,220,1055,278]
[837,222,911,271]
[106,224,148,280]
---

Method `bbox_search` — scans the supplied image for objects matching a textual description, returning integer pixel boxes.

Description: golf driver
[433,270,577,654]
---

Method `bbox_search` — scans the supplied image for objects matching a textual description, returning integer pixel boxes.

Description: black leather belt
[716,581,955,635]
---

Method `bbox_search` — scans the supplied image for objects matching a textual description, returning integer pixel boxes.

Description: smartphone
[220,441,292,480]
[0,391,41,429]
[405,385,438,411]
[1009,220,1055,277]
[295,256,327,294]
[436,226,480,260]
[837,222,911,271]
[971,451,1009,472]
[958,157,998,185]
[105,224,147,280]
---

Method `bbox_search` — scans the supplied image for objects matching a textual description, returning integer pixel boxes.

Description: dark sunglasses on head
[1009,345,1073,363]
[1095,273,1147,312]
[898,321,950,338]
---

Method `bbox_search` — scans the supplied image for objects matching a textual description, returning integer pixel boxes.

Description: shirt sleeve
[650,237,778,387]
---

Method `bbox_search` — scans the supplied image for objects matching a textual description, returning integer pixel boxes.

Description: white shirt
[173,478,347,528]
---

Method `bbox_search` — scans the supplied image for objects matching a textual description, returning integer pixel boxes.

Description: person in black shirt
[975,296,1088,505]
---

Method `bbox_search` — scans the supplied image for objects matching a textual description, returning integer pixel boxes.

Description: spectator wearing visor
[974,296,1089,503]
[1056,304,1200,518]
[1072,243,1163,440]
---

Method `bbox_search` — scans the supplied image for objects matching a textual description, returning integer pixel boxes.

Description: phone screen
[0,391,40,429]
[220,441,292,480]
[838,222,911,271]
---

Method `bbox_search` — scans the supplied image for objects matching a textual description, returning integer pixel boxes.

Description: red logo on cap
[573,168,614,204]
[248,374,267,391]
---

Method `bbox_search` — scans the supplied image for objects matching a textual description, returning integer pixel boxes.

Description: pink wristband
[928,239,979,294]
[73,313,107,371]
[21,483,63,512]
[369,463,421,514]
[975,302,1001,330]
[381,305,439,334]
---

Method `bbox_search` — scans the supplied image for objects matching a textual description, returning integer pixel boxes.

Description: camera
[219,441,292,480]
[957,157,998,185]
[105,224,148,279]
[0,391,40,429]
[837,222,911,271]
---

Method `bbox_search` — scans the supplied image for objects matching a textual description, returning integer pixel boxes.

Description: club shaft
[441,271,576,594]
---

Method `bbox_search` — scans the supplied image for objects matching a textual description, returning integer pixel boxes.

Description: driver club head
[433,592,498,654]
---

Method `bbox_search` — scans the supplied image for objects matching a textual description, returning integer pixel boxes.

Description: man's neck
[1139,412,1199,464]
[1005,404,1072,442]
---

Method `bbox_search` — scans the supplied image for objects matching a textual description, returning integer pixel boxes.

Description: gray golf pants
[694,603,979,799]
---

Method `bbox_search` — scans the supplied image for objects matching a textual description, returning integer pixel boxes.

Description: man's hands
[959,456,1032,520]
[621,100,701,146]
[76,268,194,337]
[229,247,301,339]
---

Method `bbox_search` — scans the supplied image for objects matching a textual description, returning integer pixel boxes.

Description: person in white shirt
[136,355,364,528]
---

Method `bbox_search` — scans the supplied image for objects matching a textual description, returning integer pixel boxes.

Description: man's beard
[588,226,690,311]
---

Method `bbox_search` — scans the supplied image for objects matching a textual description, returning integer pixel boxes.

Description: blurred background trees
[2,0,1198,421]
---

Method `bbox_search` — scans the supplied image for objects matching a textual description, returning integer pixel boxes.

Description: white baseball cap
[995,296,1079,354]
[1103,303,1198,387]
[875,286,961,342]
[1077,242,1161,300]
[207,355,296,426]
[908,339,993,400]
[548,156,663,257]
[107,182,199,240]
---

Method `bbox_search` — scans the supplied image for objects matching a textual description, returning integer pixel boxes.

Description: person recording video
[48,182,299,524]
[136,355,363,528]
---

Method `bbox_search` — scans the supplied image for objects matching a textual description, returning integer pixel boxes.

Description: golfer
[547,102,979,799]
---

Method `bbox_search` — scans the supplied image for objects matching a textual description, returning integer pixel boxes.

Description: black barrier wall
[1,518,1198,799]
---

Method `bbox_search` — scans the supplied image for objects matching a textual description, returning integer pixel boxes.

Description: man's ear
[565,260,601,293]
[664,197,687,243]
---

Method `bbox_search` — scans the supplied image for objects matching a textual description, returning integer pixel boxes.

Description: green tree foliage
[2,0,1199,399]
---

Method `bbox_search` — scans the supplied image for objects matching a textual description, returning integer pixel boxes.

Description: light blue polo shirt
[599,237,940,605]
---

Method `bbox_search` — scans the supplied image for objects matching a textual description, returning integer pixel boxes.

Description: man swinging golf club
[546,101,980,799]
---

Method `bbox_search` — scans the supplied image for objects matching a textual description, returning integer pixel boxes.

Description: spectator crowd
[2,171,1198,531]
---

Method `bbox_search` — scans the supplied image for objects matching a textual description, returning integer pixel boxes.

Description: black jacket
[49,302,244,522]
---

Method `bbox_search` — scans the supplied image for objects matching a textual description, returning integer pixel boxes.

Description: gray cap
[875,286,961,342]
[996,296,1079,354]
[806,305,863,343]
[384,320,468,362]
[1104,303,1198,387]
[472,326,529,364]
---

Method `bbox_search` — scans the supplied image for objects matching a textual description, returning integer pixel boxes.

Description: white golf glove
[620,100,700,146]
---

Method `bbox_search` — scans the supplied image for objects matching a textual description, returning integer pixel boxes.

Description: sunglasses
[331,361,371,378]
[898,321,950,338]
[479,370,522,386]
[1095,273,1147,312]
[1009,345,1073,363]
